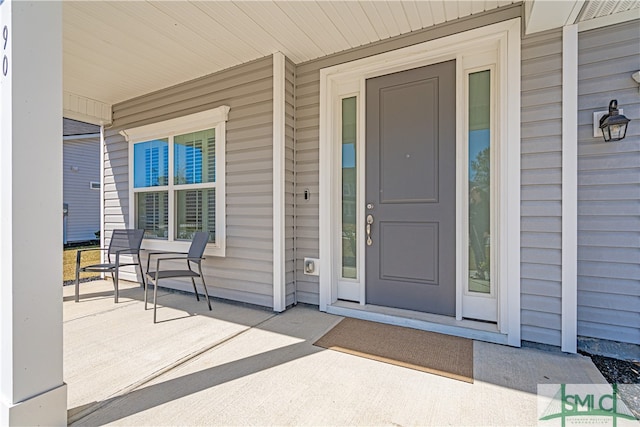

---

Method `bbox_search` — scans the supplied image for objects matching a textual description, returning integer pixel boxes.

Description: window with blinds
[126,105,228,256]
[133,129,217,243]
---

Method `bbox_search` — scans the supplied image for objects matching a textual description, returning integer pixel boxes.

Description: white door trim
[319,19,521,346]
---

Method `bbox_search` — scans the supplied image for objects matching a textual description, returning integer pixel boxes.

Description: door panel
[365,60,456,316]
[379,222,438,283]
[379,79,439,204]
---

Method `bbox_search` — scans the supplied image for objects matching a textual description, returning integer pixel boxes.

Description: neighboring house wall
[294,5,523,306]
[520,29,563,347]
[577,20,640,345]
[63,136,100,243]
[104,56,277,308]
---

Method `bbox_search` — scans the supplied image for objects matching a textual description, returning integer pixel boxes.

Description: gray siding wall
[104,56,276,308]
[520,29,563,346]
[63,137,100,243]
[293,6,522,305]
[285,58,297,306]
[577,20,640,345]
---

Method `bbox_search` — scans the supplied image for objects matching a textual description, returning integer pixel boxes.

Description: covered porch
[65,280,606,426]
[1,0,638,424]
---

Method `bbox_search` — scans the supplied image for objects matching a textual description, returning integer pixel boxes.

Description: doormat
[314,317,473,383]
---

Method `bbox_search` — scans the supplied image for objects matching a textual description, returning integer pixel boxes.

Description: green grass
[63,246,101,282]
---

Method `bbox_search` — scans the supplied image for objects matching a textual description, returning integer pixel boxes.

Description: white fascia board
[63,91,112,126]
[525,0,583,34]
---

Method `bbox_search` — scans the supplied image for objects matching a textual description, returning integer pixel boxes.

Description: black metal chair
[145,232,212,323]
[75,229,146,303]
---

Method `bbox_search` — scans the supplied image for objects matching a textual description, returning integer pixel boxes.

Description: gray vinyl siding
[285,58,297,306]
[520,29,563,346]
[577,20,640,345]
[293,6,523,305]
[63,137,100,243]
[294,65,321,305]
[104,56,276,308]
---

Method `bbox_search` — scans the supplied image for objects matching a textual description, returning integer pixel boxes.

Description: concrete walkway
[65,280,607,426]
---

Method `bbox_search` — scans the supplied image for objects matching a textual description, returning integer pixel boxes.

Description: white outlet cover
[303,257,320,276]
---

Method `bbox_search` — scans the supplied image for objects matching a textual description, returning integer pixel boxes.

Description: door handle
[366,214,374,246]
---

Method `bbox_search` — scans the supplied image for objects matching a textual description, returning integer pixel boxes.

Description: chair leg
[139,261,148,310]
[137,260,146,289]
[190,277,201,301]
[114,269,119,303]
[153,278,159,323]
[75,268,81,303]
[200,272,212,311]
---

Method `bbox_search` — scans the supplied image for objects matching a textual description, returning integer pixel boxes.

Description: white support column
[561,24,578,354]
[272,52,286,312]
[0,1,67,425]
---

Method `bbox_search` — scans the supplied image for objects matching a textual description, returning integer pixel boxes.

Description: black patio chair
[75,229,146,303]
[145,231,212,323]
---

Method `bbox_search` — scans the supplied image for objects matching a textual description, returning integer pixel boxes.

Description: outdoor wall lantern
[599,100,631,142]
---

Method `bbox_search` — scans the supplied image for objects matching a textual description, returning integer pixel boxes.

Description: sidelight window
[467,70,492,294]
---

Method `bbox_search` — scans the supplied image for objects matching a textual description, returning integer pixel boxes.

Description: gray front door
[365,60,456,316]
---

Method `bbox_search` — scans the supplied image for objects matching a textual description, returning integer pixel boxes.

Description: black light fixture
[599,100,631,142]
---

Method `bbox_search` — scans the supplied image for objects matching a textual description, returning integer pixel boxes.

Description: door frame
[318,19,521,346]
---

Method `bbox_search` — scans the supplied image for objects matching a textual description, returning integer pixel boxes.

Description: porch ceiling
[63,0,516,110]
[63,0,638,120]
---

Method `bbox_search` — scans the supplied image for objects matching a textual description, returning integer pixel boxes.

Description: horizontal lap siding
[104,56,275,308]
[293,7,522,305]
[520,29,563,346]
[577,20,640,345]
[294,66,320,304]
[285,58,297,306]
[63,137,100,242]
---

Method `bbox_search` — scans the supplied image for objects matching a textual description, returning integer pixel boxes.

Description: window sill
[141,239,225,257]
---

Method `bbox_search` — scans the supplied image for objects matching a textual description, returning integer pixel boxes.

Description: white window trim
[319,19,521,346]
[121,105,229,257]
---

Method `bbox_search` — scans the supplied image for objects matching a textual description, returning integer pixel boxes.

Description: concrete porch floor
[64,280,607,426]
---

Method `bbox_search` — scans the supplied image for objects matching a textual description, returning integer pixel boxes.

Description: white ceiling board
[109,1,230,70]
[62,0,517,107]
[382,2,409,37]
[275,2,350,56]
[458,1,473,18]
[343,1,382,43]
[429,1,448,25]
[402,2,424,32]
[193,1,283,58]
[153,2,263,62]
[444,0,460,21]
[233,1,321,62]
[359,1,392,40]
[471,1,487,15]
[579,0,639,20]
[415,1,436,28]
[316,2,370,47]
[485,0,500,11]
